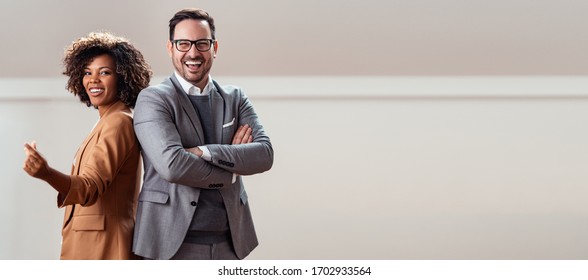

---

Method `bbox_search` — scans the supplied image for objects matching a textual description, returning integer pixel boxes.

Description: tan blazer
[58,101,141,260]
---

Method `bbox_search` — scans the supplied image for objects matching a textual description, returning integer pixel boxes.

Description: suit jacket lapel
[73,123,98,175]
[210,83,225,144]
[169,76,205,144]
[73,101,131,174]
[63,111,100,227]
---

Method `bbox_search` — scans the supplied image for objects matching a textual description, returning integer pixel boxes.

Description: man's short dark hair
[169,8,216,41]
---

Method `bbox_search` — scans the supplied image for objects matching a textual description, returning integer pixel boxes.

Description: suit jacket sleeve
[205,92,274,176]
[58,112,137,207]
[133,87,234,187]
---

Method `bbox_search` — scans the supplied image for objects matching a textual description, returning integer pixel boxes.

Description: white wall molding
[2,76,588,100]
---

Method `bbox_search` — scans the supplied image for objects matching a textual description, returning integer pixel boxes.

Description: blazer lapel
[169,76,205,144]
[63,113,99,227]
[73,124,98,175]
[72,101,127,174]
[210,84,225,144]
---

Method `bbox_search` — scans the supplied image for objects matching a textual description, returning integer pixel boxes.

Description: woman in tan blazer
[22,32,151,259]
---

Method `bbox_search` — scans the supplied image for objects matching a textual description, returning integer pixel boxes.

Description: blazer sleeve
[205,92,274,176]
[133,87,234,187]
[58,112,138,207]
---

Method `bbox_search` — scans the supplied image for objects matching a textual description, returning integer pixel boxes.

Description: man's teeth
[185,61,202,66]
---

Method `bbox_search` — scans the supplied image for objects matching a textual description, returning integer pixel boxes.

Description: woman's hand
[23,141,51,180]
[23,141,71,194]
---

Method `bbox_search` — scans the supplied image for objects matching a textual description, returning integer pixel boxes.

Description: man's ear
[167,40,173,57]
[213,40,218,59]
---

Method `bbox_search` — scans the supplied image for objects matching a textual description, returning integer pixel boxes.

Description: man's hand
[232,124,252,144]
[186,147,204,157]
[186,124,253,157]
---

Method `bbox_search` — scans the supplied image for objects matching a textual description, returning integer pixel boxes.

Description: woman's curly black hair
[63,32,152,108]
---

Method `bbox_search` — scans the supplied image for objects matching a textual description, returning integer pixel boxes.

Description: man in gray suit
[132,8,273,260]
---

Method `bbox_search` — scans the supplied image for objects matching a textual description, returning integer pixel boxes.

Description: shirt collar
[174,72,214,96]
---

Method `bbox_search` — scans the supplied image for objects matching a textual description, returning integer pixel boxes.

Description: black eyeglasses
[172,39,215,52]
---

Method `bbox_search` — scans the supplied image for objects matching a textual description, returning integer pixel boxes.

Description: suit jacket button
[191,201,197,206]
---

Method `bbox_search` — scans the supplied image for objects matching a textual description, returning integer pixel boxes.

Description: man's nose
[186,43,200,56]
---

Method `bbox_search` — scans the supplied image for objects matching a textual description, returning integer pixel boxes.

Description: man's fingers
[232,125,251,144]
[236,128,251,144]
[232,126,243,144]
[243,127,253,143]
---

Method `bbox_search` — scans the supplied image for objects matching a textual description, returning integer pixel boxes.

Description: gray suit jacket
[132,75,273,259]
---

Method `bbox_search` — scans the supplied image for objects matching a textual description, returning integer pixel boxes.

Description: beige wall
[0,0,587,78]
[3,76,588,259]
[1,1,588,259]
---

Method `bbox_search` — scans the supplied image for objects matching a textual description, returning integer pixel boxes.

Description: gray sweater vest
[186,94,230,243]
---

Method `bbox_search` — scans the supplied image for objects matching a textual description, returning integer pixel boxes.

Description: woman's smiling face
[83,54,118,110]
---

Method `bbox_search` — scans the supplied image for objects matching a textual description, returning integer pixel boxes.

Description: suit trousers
[169,241,239,260]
